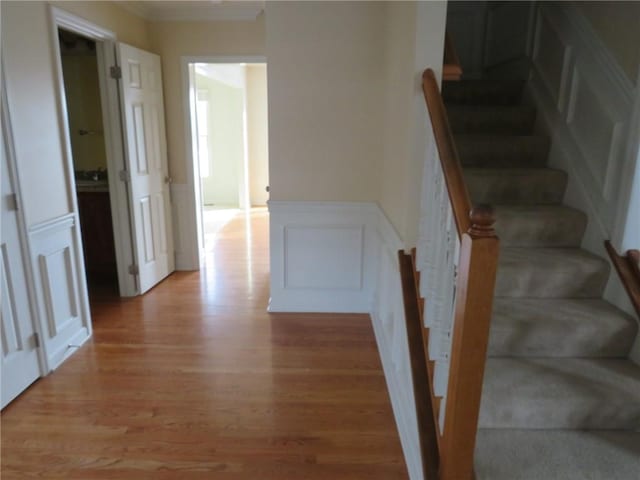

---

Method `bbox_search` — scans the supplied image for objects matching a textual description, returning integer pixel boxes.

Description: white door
[117,43,175,294]
[1,124,41,409]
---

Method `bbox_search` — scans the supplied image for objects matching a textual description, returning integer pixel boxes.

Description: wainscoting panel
[29,214,91,370]
[268,202,378,313]
[529,3,635,253]
[370,210,422,480]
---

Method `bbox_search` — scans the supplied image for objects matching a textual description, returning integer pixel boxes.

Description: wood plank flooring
[1,209,407,479]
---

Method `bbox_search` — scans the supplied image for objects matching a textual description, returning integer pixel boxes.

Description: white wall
[246,64,269,206]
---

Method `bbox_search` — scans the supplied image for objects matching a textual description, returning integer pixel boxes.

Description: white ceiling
[119,1,265,22]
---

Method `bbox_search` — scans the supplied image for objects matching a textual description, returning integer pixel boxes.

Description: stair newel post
[439,205,499,480]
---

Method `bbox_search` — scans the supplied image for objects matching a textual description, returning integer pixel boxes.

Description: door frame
[49,6,137,297]
[180,55,266,269]
[1,65,48,379]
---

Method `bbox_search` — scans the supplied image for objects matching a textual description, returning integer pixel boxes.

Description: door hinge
[119,170,131,183]
[32,332,40,349]
[110,65,122,79]
[6,193,18,211]
[128,264,139,275]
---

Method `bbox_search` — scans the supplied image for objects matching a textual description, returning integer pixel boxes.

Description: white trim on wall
[179,55,267,271]
[528,3,636,256]
[527,3,640,363]
[267,201,379,313]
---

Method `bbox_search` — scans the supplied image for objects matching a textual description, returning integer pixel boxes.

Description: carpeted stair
[442,79,640,479]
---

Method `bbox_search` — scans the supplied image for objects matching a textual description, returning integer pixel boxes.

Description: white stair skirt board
[370,211,424,480]
[268,201,380,313]
[528,3,634,253]
[527,3,640,360]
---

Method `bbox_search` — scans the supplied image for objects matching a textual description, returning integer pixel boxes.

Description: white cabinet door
[1,124,41,408]
[117,43,175,294]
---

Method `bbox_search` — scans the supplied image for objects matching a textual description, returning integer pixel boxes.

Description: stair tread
[490,298,637,357]
[496,247,609,298]
[480,358,640,429]
[476,429,640,480]
[494,205,587,247]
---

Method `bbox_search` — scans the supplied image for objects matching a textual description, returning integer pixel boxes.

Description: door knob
[165,176,173,184]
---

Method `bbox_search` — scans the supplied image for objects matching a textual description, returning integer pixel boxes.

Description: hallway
[1,209,407,479]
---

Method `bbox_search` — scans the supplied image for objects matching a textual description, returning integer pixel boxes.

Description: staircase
[442,79,640,479]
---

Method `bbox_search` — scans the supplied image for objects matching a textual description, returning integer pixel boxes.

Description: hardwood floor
[1,209,407,479]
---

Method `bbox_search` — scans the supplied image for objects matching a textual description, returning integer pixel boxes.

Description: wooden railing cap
[468,205,496,238]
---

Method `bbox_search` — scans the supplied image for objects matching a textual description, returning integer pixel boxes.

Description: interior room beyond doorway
[190,62,269,257]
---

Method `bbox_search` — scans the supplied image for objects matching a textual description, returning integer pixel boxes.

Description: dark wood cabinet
[77,191,117,285]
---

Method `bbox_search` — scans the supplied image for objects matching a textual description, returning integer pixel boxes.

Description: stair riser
[457,136,550,168]
[495,210,586,247]
[489,306,638,358]
[443,80,524,106]
[465,170,567,205]
[480,359,640,430]
[448,108,536,135]
[495,250,609,298]
[479,400,640,430]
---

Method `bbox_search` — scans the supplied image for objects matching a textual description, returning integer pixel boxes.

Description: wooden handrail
[422,68,472,236]
[443,31,463,81]
[605,241,640,318]
[399,67,500,480]
[399,251,440,480]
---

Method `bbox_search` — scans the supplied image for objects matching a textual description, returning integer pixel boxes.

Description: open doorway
[58,29,119,295]
[187,62,269,254]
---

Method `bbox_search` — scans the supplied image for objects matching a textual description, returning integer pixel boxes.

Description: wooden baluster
[440,206,499,480]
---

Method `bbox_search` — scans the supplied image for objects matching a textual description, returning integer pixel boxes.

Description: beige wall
[576,1,640,85]
[265,1,385,203]
[61,53,108,172]
[379,2,418,239]
[148,19,266,185]
[246,64,269,206]
[50,1,151,50]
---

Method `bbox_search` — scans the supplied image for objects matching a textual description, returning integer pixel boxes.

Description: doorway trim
[180,55,266,270]
[49,6,137,297]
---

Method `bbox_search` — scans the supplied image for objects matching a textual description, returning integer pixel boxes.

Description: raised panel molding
[39,246,78,338]
[29,213,91,370]
[528,3,635,256]
[1,243,22,356]
[268,202,379,313]
[283,225,364,290]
